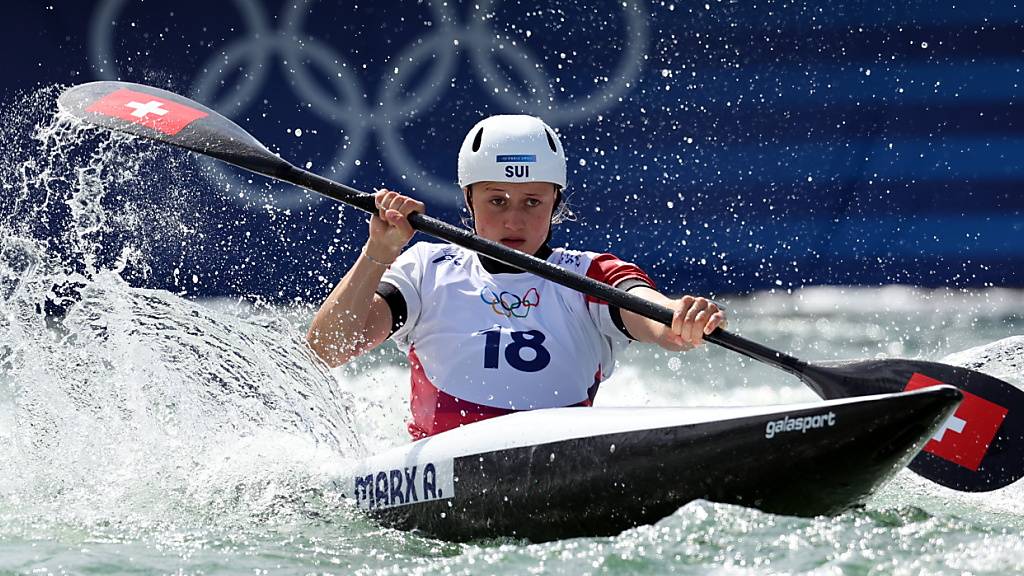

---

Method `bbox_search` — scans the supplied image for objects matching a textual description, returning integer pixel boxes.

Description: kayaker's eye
[489,197,507,207]
[526,198,542,207]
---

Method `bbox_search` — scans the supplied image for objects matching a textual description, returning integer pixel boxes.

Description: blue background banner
[5,1,1022,298]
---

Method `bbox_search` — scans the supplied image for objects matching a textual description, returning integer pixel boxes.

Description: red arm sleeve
[584,253,655,304]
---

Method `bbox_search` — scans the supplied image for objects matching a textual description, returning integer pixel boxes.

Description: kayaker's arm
[307,189,424,366]
[617,286,727,350]
[307,253,396,367]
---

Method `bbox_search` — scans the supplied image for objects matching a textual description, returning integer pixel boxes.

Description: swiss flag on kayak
[905,373,1007,471]
[85,88,207,136]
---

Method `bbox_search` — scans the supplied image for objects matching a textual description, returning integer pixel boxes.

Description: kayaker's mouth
[500,237,526,249]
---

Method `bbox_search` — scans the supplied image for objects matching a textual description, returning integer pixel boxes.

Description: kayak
[345,386,961,542]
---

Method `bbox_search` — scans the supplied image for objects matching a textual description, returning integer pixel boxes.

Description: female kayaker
[308,115,727,439]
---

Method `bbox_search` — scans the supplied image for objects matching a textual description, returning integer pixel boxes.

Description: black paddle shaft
[54,81,771,359]
[287,167,809,376]
[51,79,811,377]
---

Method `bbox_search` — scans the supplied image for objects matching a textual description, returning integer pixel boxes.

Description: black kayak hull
[345,386,961,542]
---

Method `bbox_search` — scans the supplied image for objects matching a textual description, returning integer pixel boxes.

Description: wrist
[362,242,400,266]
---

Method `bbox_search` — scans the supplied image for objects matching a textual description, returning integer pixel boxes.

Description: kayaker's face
[468,182,556,254]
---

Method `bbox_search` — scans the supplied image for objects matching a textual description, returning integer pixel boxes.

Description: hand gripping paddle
[58,81,1024,492]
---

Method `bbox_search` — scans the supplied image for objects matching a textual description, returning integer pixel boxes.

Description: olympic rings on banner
[480,287,541,319]
[89,0,649,210]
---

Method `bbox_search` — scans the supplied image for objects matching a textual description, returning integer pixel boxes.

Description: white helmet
[457,115,567,189]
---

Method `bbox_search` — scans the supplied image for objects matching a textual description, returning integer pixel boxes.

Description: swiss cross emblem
[905,373,1008,471]
[85,88,207,135]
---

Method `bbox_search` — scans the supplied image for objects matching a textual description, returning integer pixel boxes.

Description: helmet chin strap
[463,184,561,246]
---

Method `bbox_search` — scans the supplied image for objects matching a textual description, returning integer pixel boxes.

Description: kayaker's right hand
[366,189,425,264]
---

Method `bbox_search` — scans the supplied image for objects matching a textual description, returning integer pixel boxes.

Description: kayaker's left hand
[663,295,727,350]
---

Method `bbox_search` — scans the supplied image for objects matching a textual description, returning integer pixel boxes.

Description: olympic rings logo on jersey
[480,287,541,319]
[88,0,649,211]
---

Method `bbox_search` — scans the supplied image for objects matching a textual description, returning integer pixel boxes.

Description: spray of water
[0,87,364,542]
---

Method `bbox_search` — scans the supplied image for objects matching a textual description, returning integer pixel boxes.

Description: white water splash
[0,88,363,534]
[944,336,1024,388]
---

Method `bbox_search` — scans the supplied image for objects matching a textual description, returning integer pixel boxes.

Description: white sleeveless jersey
[379,242,653,410]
